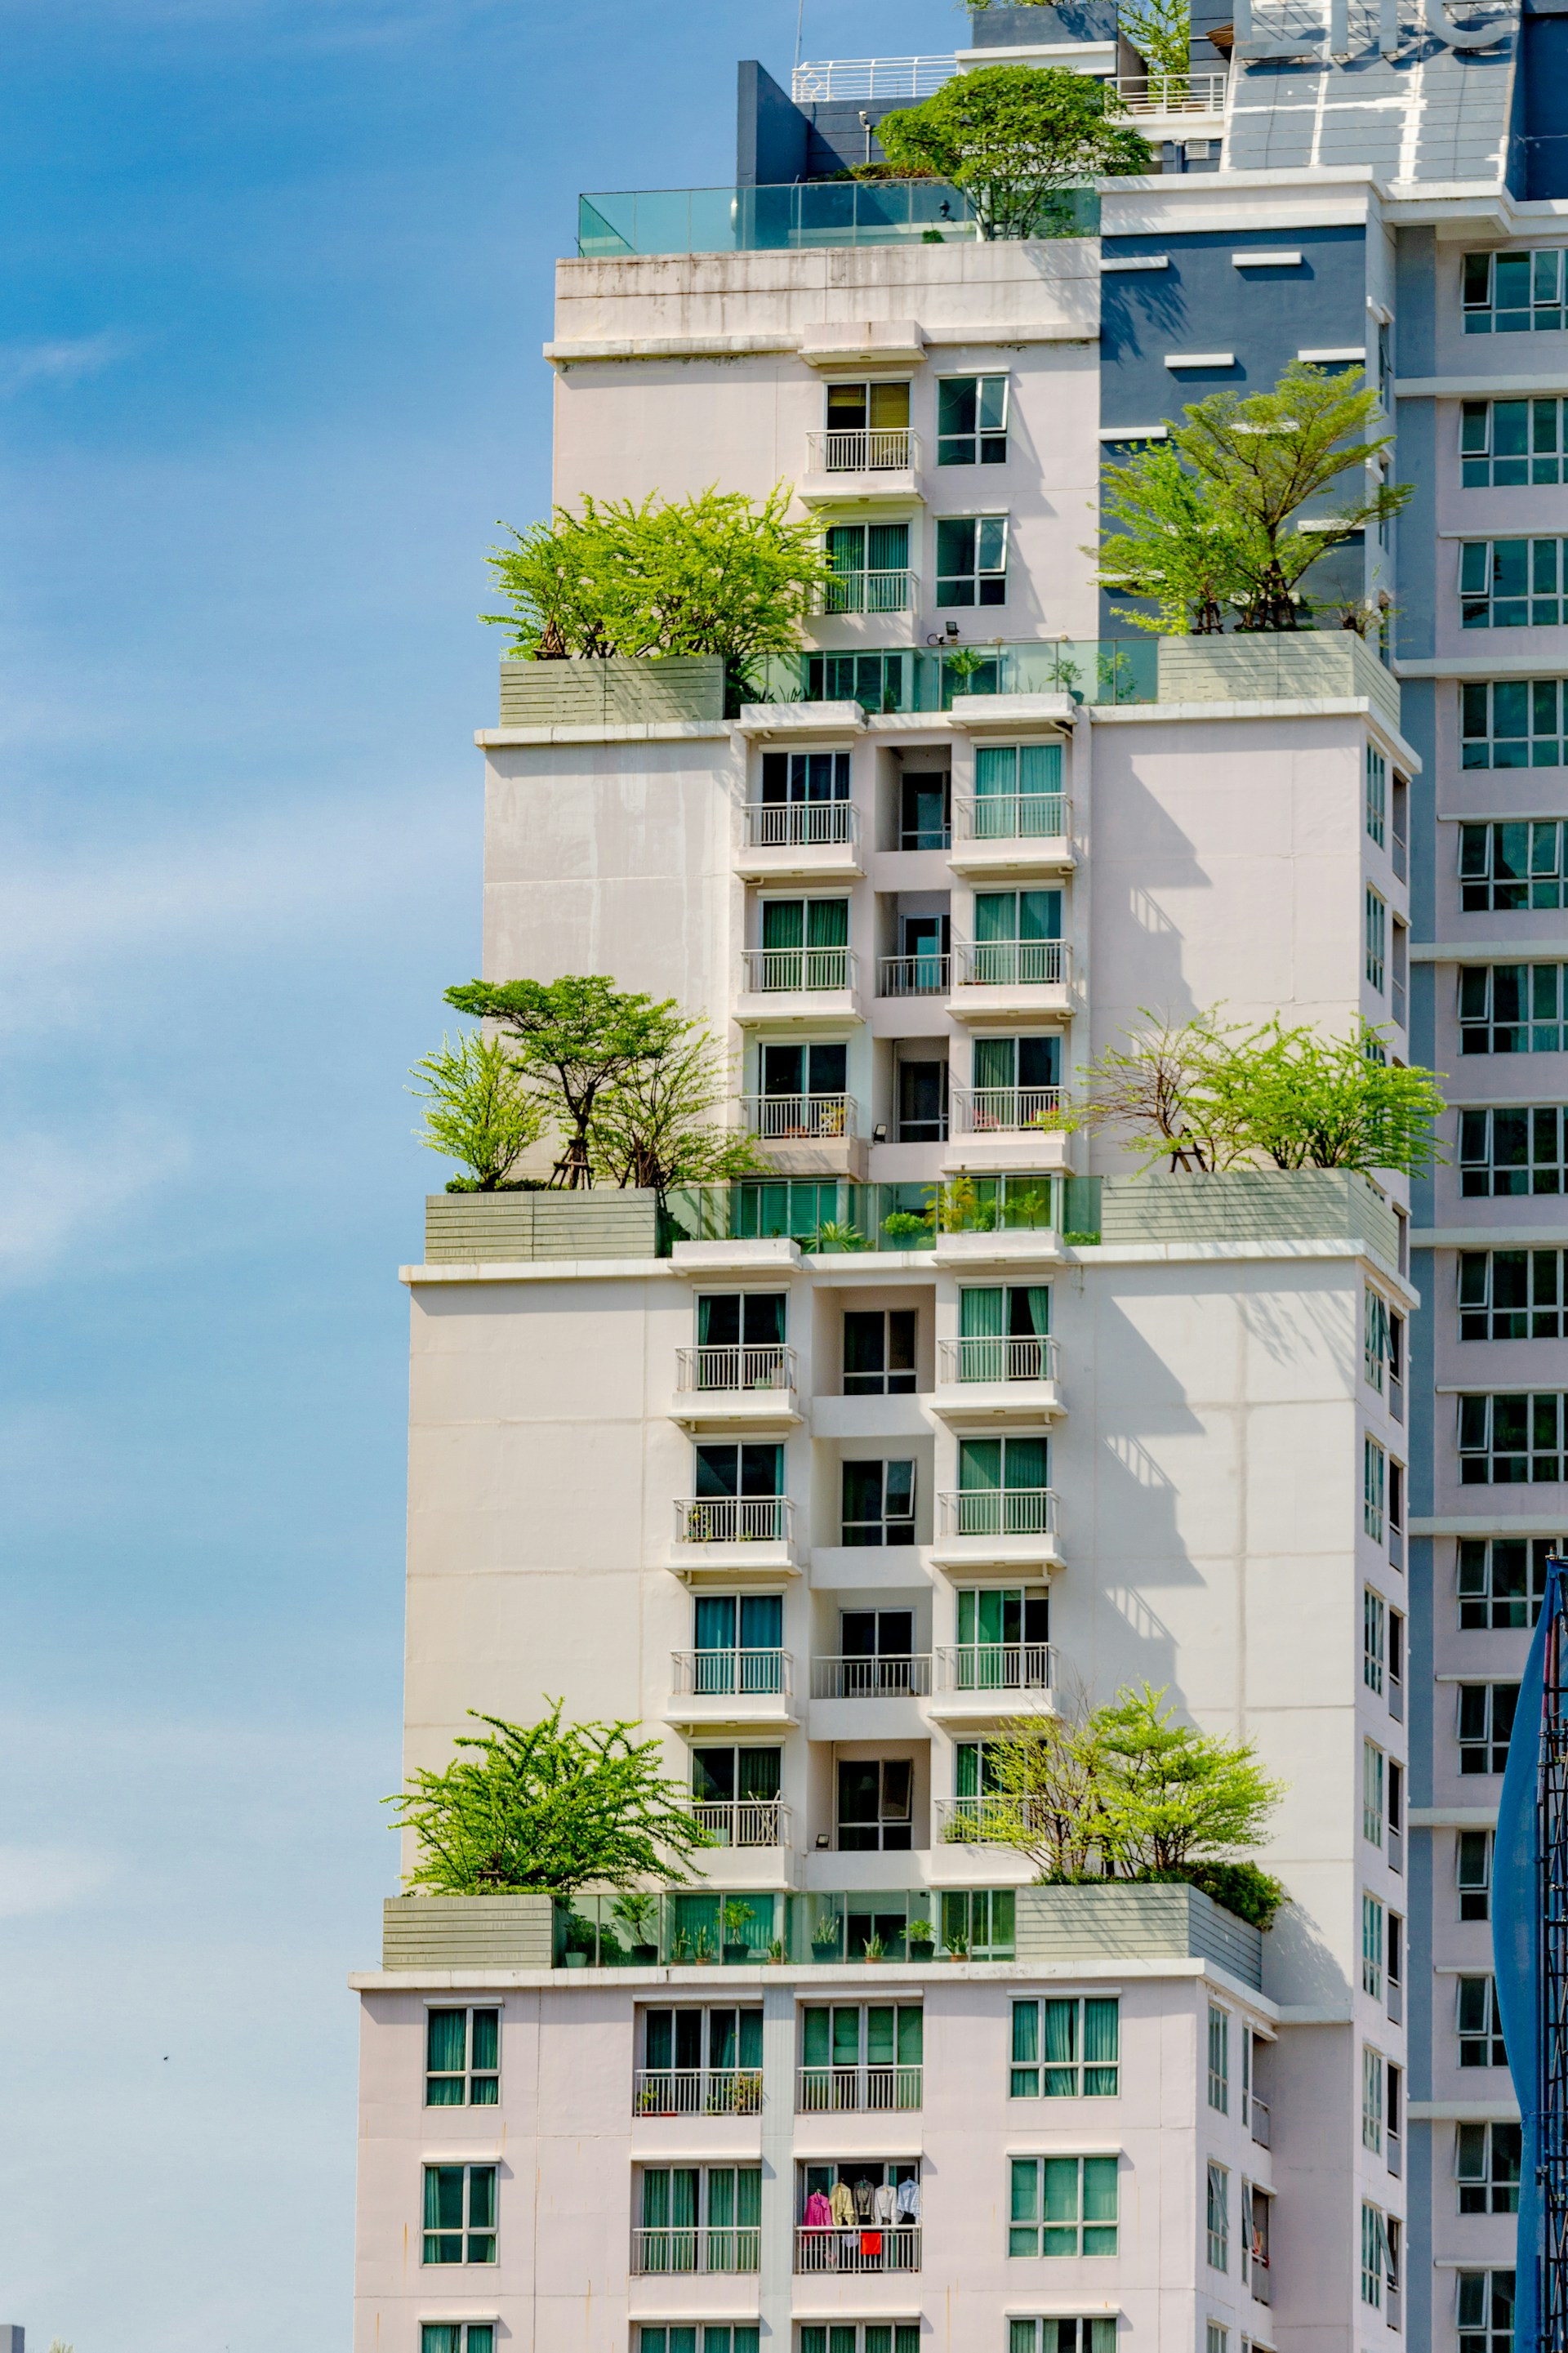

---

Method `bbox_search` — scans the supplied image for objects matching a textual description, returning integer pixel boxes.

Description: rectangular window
[1389,1757,1404,1858]
[1362,1892,1384,1998]
[639,2165,762,2272]
[691,1745,782,1835]
[824,522,911,616]
[1460,962,1568,1054]
[1206,2328,1227,2353]
[425,2007,501,2107]
[1009,2155,1119,2257]
[954,1589,1049,1694]
[1459,1828,1494,1920]
[1459,1249,1566,1339]
[1460,537,1568,626]
[641,2006,764,2110]
[972,742,1065,840]
[841,1459,916,1546]
[1010,2324,1116,2353]
[956,1433,1051,1534]
[969,889,1063,985]
[424,2330,496,2353]
[800,2329,917,2353]
[1366,743,1388,843]
[836,1758,914,1852]
[1365,1290,1389,1389]
[646,2333,759,2353]
[1462,677,1567,768]
[1458,2121,1523,2213]
[755,897,851,992]
[936,515,1008,608]
[1458,1974,1509,2066]
[1206,2161,1229,2271]
[1388,1910,1404,2009]
[1463,396,1568,485]
[1459,1682,1521,1774]
[804,653,909,715]
[938,373,1009,466]
[1461,1104,1568,1196]
[1458,1391,1567,1482]
[1459,2271,1517,2353]
[1460,818,1566,911]
[1463,247,1568,332]
[422,2164,497,2265]
[1363,2045,1384,2150]
[1364,1740,1384,1845]
[941,1886,1015,1959]
[1459,1534,1563,1625]
[956,1285,1052,1384]
[844,1309,917,1397]
[760,749,851,809]
[1364,1588,1386,1692]
[1365,886,1387,989]
[800,2003,922,2107]
[1207,2005,1229,2113]
[1361,2202,1387,2307]
[1365,1436,1386,1539]
[1009,1996,1119,2097]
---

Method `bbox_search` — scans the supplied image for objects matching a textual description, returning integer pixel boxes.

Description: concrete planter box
[424,1188,662,1263]
[1156,631,1401,738]
[1100,1169,1399,1272]
[498,655,725,727]
[1015,1881,1263,1989]
[383,1893,555,1970]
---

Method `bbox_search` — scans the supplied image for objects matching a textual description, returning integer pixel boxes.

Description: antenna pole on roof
[794,0,806,74]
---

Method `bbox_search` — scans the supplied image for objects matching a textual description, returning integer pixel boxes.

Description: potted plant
[614,1892,661,1964]
[882,1210,928,1245]
[670,1928,693,1964]
[766,1936,786,1964]
[722,1901,757,1963]
[811,1914,842,1962]
[693,1927,717,1966]
[861,1932,885,1963]
[944,1927,970,1963]
[563,1914,597,1969]
[906,1918,935,1962]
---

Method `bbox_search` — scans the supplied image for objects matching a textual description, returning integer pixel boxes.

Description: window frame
[1207,2005,1229,2114]
[1362,1891,1385,1997]
[1458,1389,1568,1483]
[1457,2119,1523,2213]
[937,371,1010,467]
[1458,2270,1517,2353]
[422,2162,498,2266]
[1461,394,1568,486]
[1462,677,1567,769]
[1364,1740,1385,1846]
[1459,1246,1566,1340]
[1458,1680,1520,1775]
[840,1456,917,1546]
[1008,2152,1120,2258]
[1365,885,1388,991]
[1364,1588,1386,1693]
[1459,1533,1563,1625]
[1459,960,1566,1054]
[935,513,1009,608]
[425,2005,501,2108]
[1009,1994,1120,2099]
[1458,1973,1509,2067]
[1459,817,1566,911]
[1463,247,1568,333]
[1459,1827,1494,1920]
[422,2328,496,2353]
[1205,2159,1229,2272]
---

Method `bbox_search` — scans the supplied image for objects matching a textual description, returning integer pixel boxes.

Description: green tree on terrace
[877,65,1152,241]
[444,974,676,1189]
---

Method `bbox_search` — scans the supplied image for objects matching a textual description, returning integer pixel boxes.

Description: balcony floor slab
[929,1378,1064,1422]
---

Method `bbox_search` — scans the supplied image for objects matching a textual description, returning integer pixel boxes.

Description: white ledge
[400,1258,675,1286]
[1412,1513,1568,1535]
[1236,250,1303,265]
[1411,940,1545,961]
[476,721,729,748]
[1165,350,1235,368]
[1409,1806,1498,1828]
[1100,253,1168,272]
[1396,373,1568,399]
[1409,2100,1519,2122]
[1298,345,1365,362]
[1099,424,1169,439]
[546,333,802,364]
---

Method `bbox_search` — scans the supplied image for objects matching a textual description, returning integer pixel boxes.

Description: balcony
[812,1655,933,1699]
[632,2226,760,2275]
[947,939,1071,1020]
[949,1086,1065,1136]
[795,2226,920,2274]
[789,53,1225,117]
[949,794,1074,878]
[577,180,1098,261]
[813,570,917,618]
[673,1345,800,1429]
[930,1645,1055,1722]
[668,1649,795,1730]
[751,638,1156,715]
[935,1794,1045,1846]
[738,800,862,885]
[879,952,951,998]
[691,1798,792,1849]
[670,1495,799,1578]
[1250,2095,1272,2150]
[738,947,862,1027]
[933,1334,1063,1421]
[933,1486,1061,1571]
[797,2064,922,2112]
[801,429,923,508]
[635,2066,764,2117]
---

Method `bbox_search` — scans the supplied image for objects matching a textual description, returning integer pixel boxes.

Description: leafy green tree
[986,1701,1111,1878]
[587,1015,761,1194]
[1118,0,1195,78]
[878,66,1152,242]
[409,1032,546,1191]
[1099,363,1410,631]
[1091,1683,1285,1871]
[483,487,829,697]
[1073,1009,1254,1170]
[444,975,676,1189]
[388,1702,715,1895]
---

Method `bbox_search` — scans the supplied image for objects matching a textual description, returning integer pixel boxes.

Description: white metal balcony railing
[742,1093,856,1141]
[797,2064,923,2113]
[938,1334,1059,1385]
[813,569,916,617]
[950,1086,1062,1136]
[880,952,951,997]
[807,427,919,475]
[795,2225,921,2274]
[791,55,1227,110]
[954,938,1069,988]
[744,800,858,850]
[633,2226,761,2276]
[690,1798,791,1848]
[953,793,1070,844]
[934,1642,1055,1695]
[672,1648,792,1698]
[812,1653,933,1699]
[674,1495,795,1545]
[635,2066,765,2117]
[1249,2094,1272,2150]
[936,1794,1056,1843]
[676,1344,796,1396]
[937,1486,1058,1538]
[742,946,858,994]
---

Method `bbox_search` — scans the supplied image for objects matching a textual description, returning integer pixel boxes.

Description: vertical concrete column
[760,1979,797,2348]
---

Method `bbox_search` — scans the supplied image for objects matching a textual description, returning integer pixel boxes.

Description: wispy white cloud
[0,1115,189,1284]
[0,1842,118,1919]
[0,331,137,398]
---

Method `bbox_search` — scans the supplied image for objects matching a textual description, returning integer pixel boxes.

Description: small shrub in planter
[906,1918,935,1960]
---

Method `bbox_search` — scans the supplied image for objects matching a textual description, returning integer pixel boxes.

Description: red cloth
[861,2231,881,2257]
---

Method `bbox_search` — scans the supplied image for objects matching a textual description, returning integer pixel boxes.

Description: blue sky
[0,0,962,2344]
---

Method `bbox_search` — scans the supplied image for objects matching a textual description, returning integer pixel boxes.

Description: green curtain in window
[1004,1437,1046,1490]
[1011,2158,1040,2223]
[1082,2155,1119,2233]
[1017,1285,1051,1337]
[1084,1999,1119,2066]
[960,1286,1005,1339]
[694,1596,736,1651]
[737,2167,761,2227]
[866,2005,895,2064]
[467,2332,495,2353]
[976,745,1015,797]
[974,892,1015,943]
[956,1740,981,1798]
[738,2009,763,2068]
[802,2008,831,2066]
[827,525,864,573]
[1044,1997,1077,2067]
[971,1037,1015,1092]
[1013,2000,1040,2064]
[470,2008,499,2074]
[1043,2156,1080,2224]
[422,2329,461,2353]
[959,1438,1001,1492]
[426,2009,466,2076]
[1019,889,1061,942]
[737,1748,782,1800]
[807,898,849,948]
[762,899,804,951]
[708,2170,736,2230]
[833,2007,862,2066]
[425,2167,464,2231]
[1018,742,1062,795]
[867,522,909,573]
[898,2005,924,2064]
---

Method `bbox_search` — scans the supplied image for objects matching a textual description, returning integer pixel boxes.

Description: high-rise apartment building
[350,10,1567,2351]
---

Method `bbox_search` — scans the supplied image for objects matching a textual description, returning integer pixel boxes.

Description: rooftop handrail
[790,55,1225,109]
[675,1343,797,1395]
[938,1334,1059,1384]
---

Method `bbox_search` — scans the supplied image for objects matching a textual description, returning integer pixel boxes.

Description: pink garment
[804,2190,832,2229]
